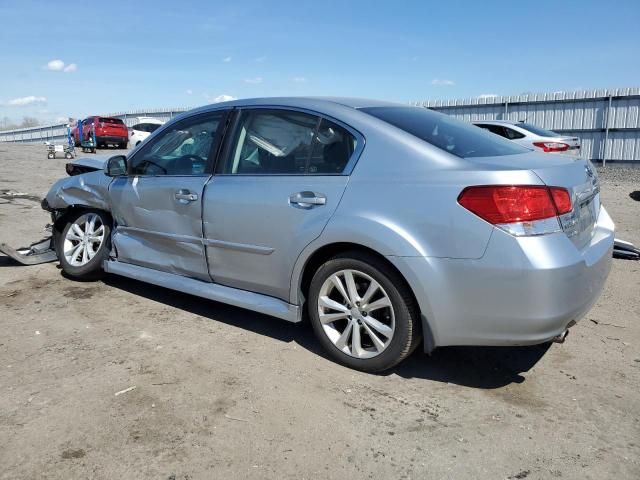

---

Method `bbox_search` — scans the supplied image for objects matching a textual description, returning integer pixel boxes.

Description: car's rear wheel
[308,252,420,372]
[55,209,111,280]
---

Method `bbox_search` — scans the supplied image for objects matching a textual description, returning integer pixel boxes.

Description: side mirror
[105,155,127,176]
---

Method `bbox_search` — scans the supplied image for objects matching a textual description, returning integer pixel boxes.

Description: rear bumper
[96,135,127,144]
[390,206,614,348]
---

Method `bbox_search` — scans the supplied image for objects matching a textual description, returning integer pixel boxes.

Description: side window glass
[130,112,224,176]
[131,123,142,131]
[222,110,318,174]
[308,119,356,174]
[486,125,508,138]
[504,127,525,139]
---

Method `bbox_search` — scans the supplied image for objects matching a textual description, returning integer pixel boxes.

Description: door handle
[289,191,326,209]
[174,189,198,204]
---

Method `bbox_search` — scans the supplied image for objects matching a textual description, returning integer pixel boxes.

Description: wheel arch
[292,241,437,353]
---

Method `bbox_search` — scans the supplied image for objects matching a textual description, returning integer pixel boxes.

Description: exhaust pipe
[553,329,569,343]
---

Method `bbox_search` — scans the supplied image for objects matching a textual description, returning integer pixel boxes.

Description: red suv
[71,116,128,149]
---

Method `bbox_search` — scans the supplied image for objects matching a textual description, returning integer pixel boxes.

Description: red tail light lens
[533,141,569,152]
[458,186,572,224]
[549,187,572,215]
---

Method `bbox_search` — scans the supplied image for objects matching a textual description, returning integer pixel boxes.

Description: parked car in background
[473,120,581,154]
[128,117,164,147]
[42,98,613,372]
[71,116,128,149]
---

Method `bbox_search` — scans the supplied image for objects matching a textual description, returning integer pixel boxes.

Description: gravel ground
[0,144,639,479]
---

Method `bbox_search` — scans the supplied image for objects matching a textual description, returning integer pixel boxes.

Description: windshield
[516,122,559,137]
[361,107,529,158]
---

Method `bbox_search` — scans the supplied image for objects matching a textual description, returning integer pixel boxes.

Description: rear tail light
[458,185,573,236]
[533,141,569,152]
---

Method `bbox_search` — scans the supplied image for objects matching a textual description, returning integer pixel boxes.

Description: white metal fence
[2,88,640,164]
[414,87,640,165]
[0,107,190,145]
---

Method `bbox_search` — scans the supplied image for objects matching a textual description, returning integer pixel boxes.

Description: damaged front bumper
[0,235,57,265]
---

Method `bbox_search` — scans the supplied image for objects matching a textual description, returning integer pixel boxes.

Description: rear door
[109,109,229,280]
[202,107,362,301]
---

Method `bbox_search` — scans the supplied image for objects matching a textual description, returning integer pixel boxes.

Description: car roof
[472,119,522,126]
[186,96,406,116]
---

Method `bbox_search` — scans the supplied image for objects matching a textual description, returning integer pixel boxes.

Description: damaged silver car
[4,97,616,372]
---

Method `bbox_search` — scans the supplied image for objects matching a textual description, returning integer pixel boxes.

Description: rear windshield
[361,106,529,158]
[516,122,559,137]
[99,117,124,125]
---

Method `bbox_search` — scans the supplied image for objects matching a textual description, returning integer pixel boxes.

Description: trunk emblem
[585,164,594,178]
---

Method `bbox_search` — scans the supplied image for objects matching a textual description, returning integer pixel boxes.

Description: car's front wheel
[308,252,420,372]
[55,209,111,280]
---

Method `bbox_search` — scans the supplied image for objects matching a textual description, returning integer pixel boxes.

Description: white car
[128,117,164,147]
[473,120,581,154]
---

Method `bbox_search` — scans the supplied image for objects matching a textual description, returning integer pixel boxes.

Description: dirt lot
[1,144,639,479]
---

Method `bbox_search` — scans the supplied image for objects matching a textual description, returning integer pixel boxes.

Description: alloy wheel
[63,213,105,267]
[317,269,395,359]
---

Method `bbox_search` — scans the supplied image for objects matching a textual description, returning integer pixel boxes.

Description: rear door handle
[289,191,326,209]
[175,189,198,204]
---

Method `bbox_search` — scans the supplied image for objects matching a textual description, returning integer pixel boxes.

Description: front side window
[129,111,225,175]
[362,107,529,158]
[219,109,357,175]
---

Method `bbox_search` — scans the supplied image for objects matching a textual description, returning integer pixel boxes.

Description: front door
[109,110,229,280]
[202,108,361,301]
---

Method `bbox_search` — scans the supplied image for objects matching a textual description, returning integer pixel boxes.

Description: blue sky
[1,0,639,124]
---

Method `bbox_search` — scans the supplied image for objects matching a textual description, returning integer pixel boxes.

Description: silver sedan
[42,97,614,371]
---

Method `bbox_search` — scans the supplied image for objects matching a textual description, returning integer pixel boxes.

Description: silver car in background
[41,98,614,372]
[473,119,581,154]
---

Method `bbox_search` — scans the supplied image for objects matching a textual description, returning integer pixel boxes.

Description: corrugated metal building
[414,87,640,165]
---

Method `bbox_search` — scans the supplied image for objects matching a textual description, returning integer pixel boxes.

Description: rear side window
[362,107,528,158]
[219,109,357,175]
[99,117,124,125]
[517,122,559,137]
[308,119,356,174]
[477,124,508,138]
[132,123,161,133]
[504,127,525,140]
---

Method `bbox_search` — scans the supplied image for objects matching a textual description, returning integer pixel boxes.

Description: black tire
[308,251,421,372]
[55,209,112,280]
[119,142,127,149]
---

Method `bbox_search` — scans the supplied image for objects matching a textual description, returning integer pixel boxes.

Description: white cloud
[291,77,306,83]
[186,89,193,95]
[244,76,263,84]
[478,93,498,99]
[46,59,65,71]
[213,94,236,103]
[223,56,232,63]
[46,59,78,73]
[431,78,455,86]
[204,94,237,103]
[6,95,47,106]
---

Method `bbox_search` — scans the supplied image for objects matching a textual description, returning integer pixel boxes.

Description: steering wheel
[176,154,207,173]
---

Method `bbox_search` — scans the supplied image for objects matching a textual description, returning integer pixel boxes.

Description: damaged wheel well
[52,206,113,234]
